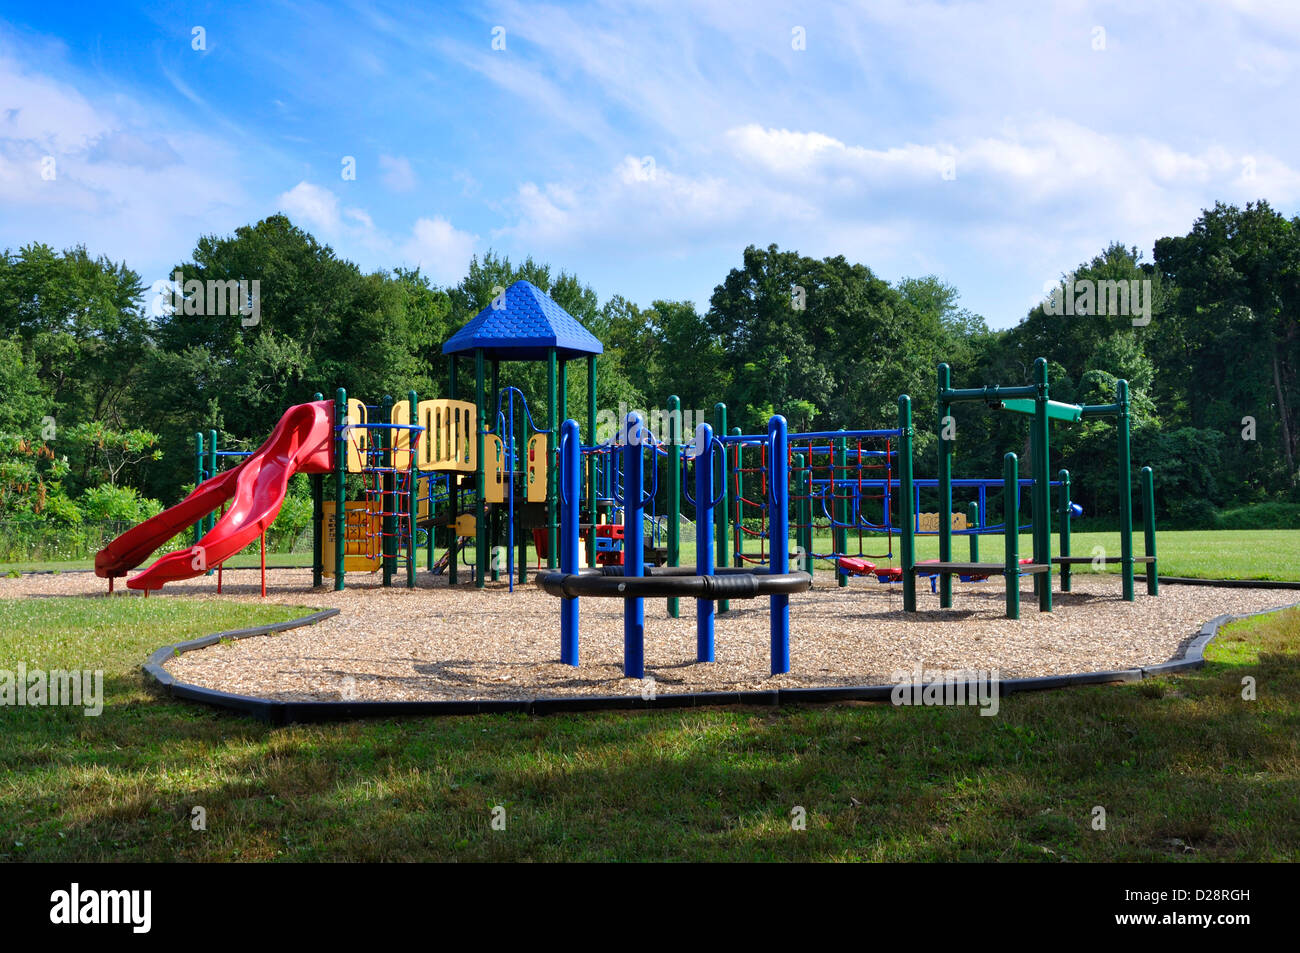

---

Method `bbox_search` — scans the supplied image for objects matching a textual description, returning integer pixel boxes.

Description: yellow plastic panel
[321,500,381,576]
[391,400,411,470]
[416,476,431,523]
[526,433,548,503]
[346,398,368,473]
[484,435,504,503]
[916,512,968,533]
[418,399,477,472]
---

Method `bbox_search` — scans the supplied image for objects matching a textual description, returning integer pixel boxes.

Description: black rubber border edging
[140,581,1300,724]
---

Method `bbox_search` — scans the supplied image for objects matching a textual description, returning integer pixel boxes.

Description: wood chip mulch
[4,568,1293,703]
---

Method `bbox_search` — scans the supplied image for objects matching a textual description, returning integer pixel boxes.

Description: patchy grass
[0,594,1297,861]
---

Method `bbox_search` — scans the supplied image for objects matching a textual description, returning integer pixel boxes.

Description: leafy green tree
[140,216,449,500]
[1154,201,1300,496]
[63,421,162,486]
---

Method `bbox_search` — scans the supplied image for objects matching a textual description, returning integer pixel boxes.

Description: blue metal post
[695,423,715,663]
[768,415,791,675]
[623,413,646,679]
[560,419,581,666]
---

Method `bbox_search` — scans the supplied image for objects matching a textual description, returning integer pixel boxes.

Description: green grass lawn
[9,528,1298,583]
[0,593,1297,861]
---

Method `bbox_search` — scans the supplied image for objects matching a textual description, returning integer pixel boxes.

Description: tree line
[1,200,1297,533]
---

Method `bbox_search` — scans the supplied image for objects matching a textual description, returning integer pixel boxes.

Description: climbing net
[344,414,425,570]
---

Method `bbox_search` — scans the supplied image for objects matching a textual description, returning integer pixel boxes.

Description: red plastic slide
[95,400,335,591]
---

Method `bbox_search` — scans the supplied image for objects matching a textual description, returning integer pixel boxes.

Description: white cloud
[401,216,478,285]
[379,154,416,192]
[0,51,247,272]
[274,181,475,282]
[276,181,341,232]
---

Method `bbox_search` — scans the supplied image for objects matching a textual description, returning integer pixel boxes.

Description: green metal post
[714,402,729,611]
[1059,468,1072,593]
[193,431,205,545]
[408,389,418,589]
[1142,466,1158,596]
[312,392,324,588]
[1117,379,1134,602]
[475,351,487,588]
[937,364,953,607]
[490,361,500,582]
[334,387,346,591]
[586,356,598,570]
[667,395,681,618]
[381,394,394,587]
[967,500,979,563]
[1033,357,1052,612]
[547,349,558,569]
[207,429,218,537]
[731,426,743,566]
[448,357,458,586]
[898,396,916,611]
[1004,452,1020,620]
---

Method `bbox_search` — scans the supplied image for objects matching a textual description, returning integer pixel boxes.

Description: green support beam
[1000,397,1083,422]
[333,387,347,592]
[448,357,459,586]
[1059,468,1072,593]
[1117,379,1134,602]
[381,394,395,587]
[312,392,324,588]
[967,500,979,563]
[408,388,418,589]
[898,396,916,612]
[1142,465,1158,596]
[941,384,1037,403]
[193,431,205,545]
[490,360,500,583]
[1004,452,1020,620]
[475,351,487,588]
[937,364,953,607]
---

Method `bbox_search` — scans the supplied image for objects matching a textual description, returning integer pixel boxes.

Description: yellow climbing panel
[391,400,412,470]
[346,398,368,473]
[485,434,505,503]
[526,433,548,503]
[321,500,381,574]
[417,399,476,472]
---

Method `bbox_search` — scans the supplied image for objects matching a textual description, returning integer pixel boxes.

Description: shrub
[77,484,164,523]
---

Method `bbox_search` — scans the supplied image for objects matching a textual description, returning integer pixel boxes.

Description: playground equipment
[96,399,336,592]
[441,280,602,590]
[537,415,811,677]
[96,280,593,594]
[98,305,1160,657]
[906,359,1158,617]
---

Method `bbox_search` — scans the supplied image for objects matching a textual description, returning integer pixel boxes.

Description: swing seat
[836,556,875,576]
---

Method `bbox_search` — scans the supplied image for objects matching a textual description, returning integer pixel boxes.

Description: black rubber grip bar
[535,570,812,600]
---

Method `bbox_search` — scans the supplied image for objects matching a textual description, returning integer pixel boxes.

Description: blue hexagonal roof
[442,280,604,360]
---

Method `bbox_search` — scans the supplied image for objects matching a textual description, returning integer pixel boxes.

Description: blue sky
[2,0,1299,328]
